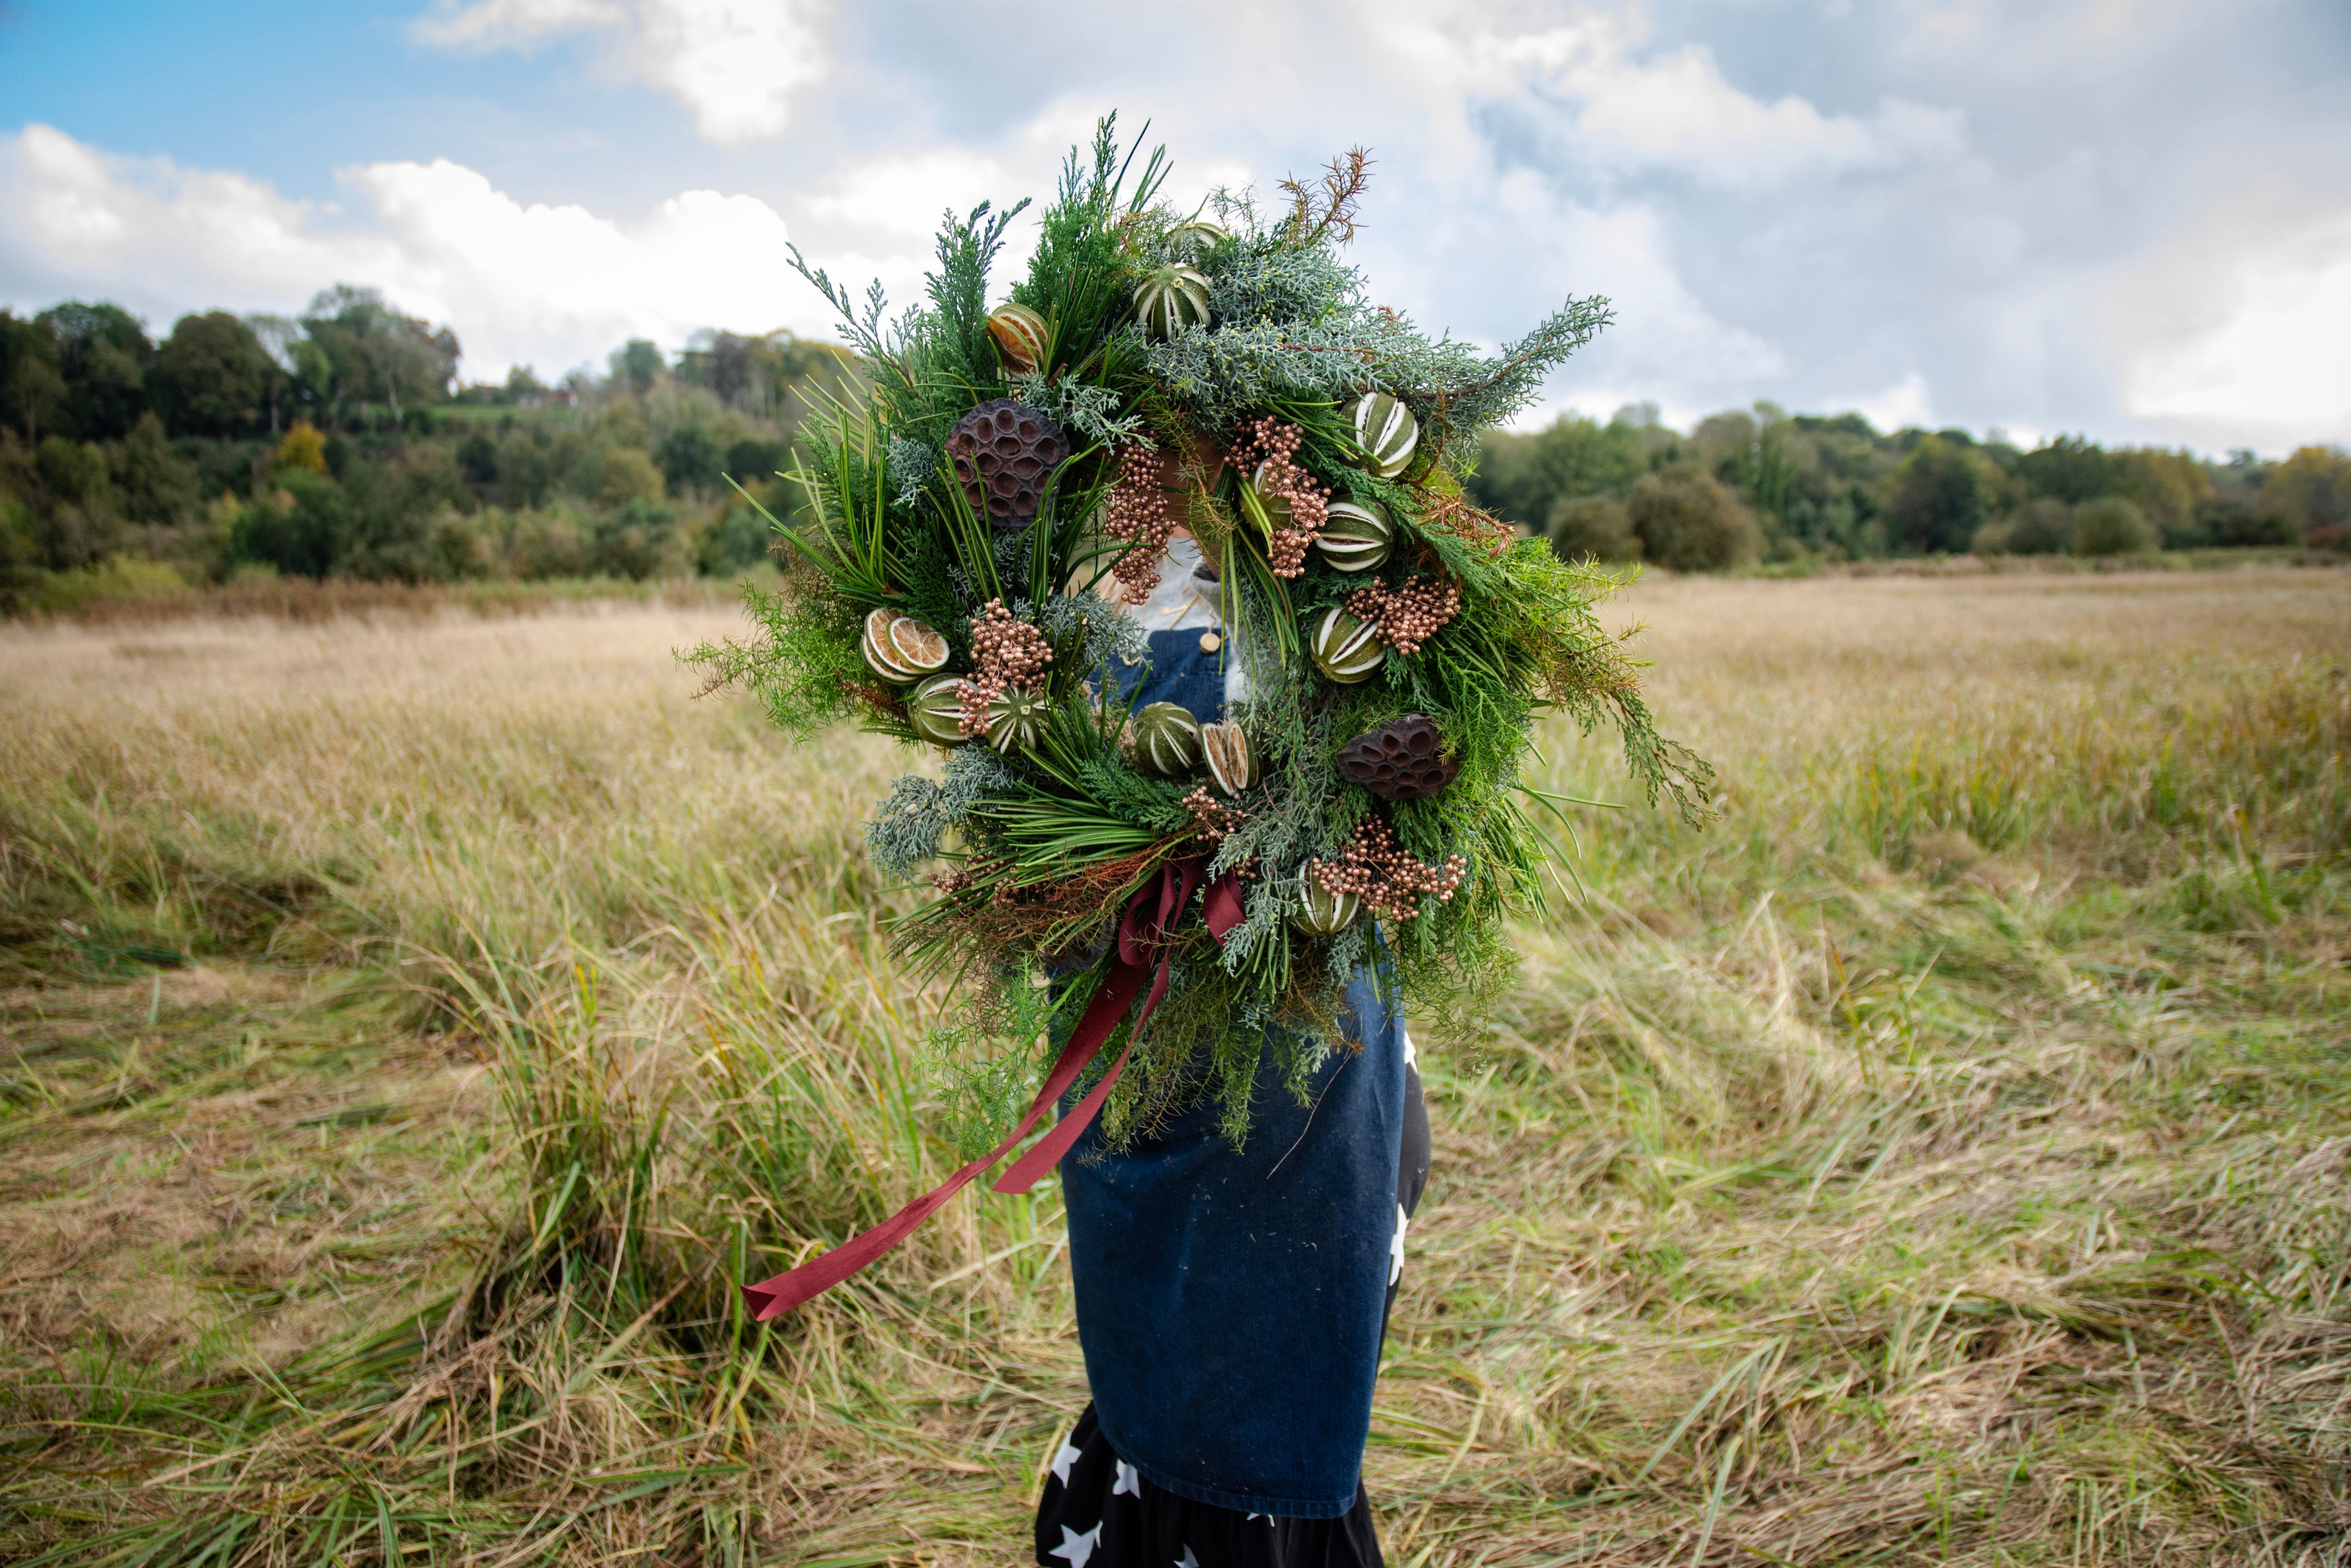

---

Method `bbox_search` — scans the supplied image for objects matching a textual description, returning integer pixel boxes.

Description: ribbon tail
[991,947,1178,1195]
[738,961,1146,1320]
[989,1038,1134,1194]
[1203,871,1245,947]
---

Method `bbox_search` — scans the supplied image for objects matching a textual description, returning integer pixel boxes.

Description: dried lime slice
[888,616,949,675]
[861,607,917,683]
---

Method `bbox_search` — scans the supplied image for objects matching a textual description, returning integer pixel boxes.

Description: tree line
[0,287,855,611]
[1468,403,2347,571]
[4,289,2345,613]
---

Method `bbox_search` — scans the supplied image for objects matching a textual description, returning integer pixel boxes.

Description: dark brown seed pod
[946,398,1067,528]
[1336,714,1458,802]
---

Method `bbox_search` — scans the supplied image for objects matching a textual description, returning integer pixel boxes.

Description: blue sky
[4,0,2347,454]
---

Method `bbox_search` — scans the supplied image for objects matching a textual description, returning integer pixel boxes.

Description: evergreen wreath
[697,118,1713,1161]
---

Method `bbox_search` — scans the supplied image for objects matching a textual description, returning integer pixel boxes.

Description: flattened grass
[1,570,2345,1565]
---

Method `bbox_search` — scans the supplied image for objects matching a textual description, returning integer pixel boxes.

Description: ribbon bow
[739,859,1245,1321]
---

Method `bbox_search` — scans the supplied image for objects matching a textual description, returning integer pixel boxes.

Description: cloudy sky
[3,0,2345,454]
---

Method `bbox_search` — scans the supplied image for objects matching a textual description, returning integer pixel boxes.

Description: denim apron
[1058,543,1410,1519]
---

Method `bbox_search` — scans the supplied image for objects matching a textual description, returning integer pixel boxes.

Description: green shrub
[30,554,190,613]
[1626,468,1759,572]
[2072,495,2157,557]
[2200,498,2301,549]
[229,470,348,577]
[657,426,723,495]
[591,498,678,580]
[725,438,789,485]
[2003,496,2074,555]
[596,447,666,509]
[697,503,777,576]
[1547,495,1640,562]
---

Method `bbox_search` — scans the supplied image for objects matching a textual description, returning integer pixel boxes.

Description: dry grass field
[1,568,2346,1566]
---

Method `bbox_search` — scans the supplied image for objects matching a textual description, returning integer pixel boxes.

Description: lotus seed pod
[1309,607,1386,685]
[1337,714,1459,803]
[1132,702,1204,776]
[1290,871,1362,936]
[1314,502,1393,573]
[1201,721,1255,795]
[986,303,1051,373]
[1351,391,1419,479]
[886,616,949,677]
[1134,263,1212,339]
[947,399,1068,529]
[907,674,968,746]
[985,685,1052,754]
[862,607,920,684]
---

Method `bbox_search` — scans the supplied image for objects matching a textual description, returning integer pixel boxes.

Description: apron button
[1198,631,1222,653]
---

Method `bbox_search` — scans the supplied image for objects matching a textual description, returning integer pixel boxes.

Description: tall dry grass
[1,569,2346,1566]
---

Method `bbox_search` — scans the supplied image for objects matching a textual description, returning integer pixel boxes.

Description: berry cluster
[1102,443,1180,604]
[1228,417,1328,577]
[1180,786,1248,843]
[1311,817,1467,923]
[956,599,1052,738]
[1343,574,1461,656]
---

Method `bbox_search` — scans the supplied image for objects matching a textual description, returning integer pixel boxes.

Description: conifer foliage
[694,118,1712,1147]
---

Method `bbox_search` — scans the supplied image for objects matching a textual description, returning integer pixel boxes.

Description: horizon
[3,2,2347,460]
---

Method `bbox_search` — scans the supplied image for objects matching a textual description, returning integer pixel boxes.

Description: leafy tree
[504,364,548,402]
[2112,448,2208,542]
[1469,413,1649,528]
[677,331,757,405]
[2017,435,2121,503]
[697,502,776,575]
[592,498,677,579]
[495,430,561,509]
[37,301,154,441]
[299,285,460,422]
[244,315,304,431]
[2197,497,2299,548]
[340,446,467,581]
[1885,436,1988,554]
[2072,496,2156,557]
[230,470,348,577]
[597,447,666,508]
[457,431,500,490]
[2263,445,2351,538]
[611,339,663,395]
[114,414,200,527]
[725,438,789,484]
[1626,468,1758,571]
[0,311,67,442]
[657,424,724,493]
[152,312,273,436]
[276,421,329,475]
[31,437,117,568]
[0,495,37,612]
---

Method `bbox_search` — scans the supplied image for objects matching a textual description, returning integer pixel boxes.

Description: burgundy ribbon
[738,860,1244,1321]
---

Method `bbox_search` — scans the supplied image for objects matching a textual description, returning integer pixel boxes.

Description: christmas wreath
[700,121,1712,1317]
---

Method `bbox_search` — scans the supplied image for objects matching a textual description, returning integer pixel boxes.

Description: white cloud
[2114,199,2351,444]
[1467,17,1965,190]
[805,148,1010,239]
[411,0,825,144]
[0,123,855,379]
[1850,372,1936,433]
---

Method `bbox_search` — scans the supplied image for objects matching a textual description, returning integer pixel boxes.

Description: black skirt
[1036,1055,1430,1567]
